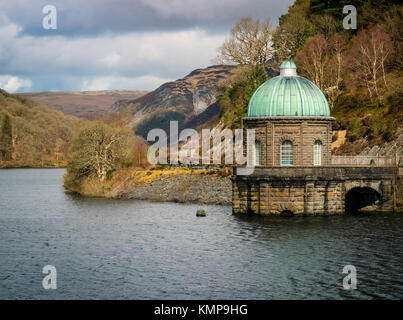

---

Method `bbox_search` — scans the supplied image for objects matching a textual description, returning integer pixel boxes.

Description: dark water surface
[0,169,402,299]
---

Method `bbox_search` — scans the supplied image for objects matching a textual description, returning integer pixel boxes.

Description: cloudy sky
[0,0,293,93]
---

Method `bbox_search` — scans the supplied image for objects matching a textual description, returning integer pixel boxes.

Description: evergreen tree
[0,114,13,161]
[217,64,268,128]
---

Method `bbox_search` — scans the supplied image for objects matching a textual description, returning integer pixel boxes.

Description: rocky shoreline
[112,172,232,205]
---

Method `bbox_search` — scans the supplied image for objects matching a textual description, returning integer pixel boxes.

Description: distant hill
[0,89,79,167]
[110,65,236,138]
[17,90,148,120]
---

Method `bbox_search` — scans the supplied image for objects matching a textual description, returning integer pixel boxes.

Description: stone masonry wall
[243,117,333,166]
[232,178,345,215]
[232,166,397,215]
[236,117,398,215]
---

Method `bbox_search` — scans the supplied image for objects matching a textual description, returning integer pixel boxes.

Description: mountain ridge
[110,65,236,138]
[18,90,148,120]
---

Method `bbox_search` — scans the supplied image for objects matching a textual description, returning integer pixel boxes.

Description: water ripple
[0,169,402,300]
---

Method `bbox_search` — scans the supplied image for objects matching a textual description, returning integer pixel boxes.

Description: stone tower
[233,60,339,216]
[244,59,334,167]
[232,60,399,215]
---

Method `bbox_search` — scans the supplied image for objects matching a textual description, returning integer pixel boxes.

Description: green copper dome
[247,60,330,117]
[279,59,296,69]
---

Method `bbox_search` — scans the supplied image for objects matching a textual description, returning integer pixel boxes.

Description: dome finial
[280,56,297,77]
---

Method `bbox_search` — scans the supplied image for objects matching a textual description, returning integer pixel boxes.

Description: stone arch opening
[280,210,294,217]
[345,187,380,212]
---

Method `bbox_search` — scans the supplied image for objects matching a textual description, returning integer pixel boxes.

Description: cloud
[101,52,121,67]
[0,0,294,92]
[0,22,225,91]
[0,0,293,37]
[0,75,32,92]
[81,75,171,91]
[142,0,279,21]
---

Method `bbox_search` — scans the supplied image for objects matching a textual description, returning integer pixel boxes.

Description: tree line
[0,89,78,167]
[0,114,13,161]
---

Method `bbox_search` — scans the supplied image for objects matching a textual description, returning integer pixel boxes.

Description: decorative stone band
[232,166,398,179]
[280,68,297,77]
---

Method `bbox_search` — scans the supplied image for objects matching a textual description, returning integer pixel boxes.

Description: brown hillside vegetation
[0,89,79,167]
[110,65,236,139]
[18,90,148,120]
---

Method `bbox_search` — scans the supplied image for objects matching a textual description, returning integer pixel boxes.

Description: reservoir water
[0,169,402,299]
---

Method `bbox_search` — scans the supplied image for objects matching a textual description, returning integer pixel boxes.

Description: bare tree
[347,26,393,103]
[324,34,346,109]
[295,34,346,110]
[67,121,135,182]
[217,16,273,65]
[295,34,328,91]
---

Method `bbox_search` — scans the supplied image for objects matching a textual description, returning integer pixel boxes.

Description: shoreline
[64,168,233,206]
[111,169,232,206]
[5,167,402,211]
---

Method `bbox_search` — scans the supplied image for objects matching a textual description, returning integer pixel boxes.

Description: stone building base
[232,166,398,216]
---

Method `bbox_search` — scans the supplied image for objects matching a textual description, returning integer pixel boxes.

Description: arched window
[314,140,322,166]
[281,140,293,165]
[255,141,261,165]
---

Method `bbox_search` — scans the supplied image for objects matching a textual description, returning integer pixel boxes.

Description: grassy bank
[64,167,232,199]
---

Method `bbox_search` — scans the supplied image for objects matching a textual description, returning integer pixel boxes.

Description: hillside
[286,0,402,154]
[110,65,236,138]
[18,90,148,120]
[0,89,79,167]
[216,0,402,155]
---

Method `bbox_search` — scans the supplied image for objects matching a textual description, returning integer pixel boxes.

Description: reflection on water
[0,169,402,299]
